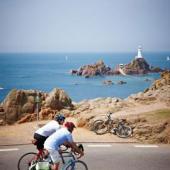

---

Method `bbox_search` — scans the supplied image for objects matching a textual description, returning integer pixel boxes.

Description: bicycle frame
[43,151,85,170]
[104,113,114,131]
[92,112,132,138]
[103,113,125,133]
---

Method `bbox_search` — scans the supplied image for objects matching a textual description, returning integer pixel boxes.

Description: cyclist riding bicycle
[44,121,84,170]
[33,114,65,156]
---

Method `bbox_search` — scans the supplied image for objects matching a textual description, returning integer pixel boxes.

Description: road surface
[0,143,170,170]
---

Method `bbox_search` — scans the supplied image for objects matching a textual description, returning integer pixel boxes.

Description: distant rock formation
[103,80,114,85]
[123,58,150,74]
[70,58,163,77]
[117,80,127,85]
[70,60,118,77]
[122,58,163,74]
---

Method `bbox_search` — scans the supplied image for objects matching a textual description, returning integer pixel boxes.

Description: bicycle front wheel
[62,151,75,162]
[65,160,88,170]
[116,125,133,138]
[17,152,37,170]
[92,120,108,135]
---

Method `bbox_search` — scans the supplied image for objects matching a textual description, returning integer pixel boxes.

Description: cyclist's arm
[63,141,84,158]
[70,142,84,158]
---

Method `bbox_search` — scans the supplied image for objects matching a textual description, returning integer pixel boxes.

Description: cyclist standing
[33,114,65,156]
[44,121,84,170]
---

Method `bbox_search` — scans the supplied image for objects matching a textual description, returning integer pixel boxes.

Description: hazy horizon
[0,50,170,54]
[0,0,170,53]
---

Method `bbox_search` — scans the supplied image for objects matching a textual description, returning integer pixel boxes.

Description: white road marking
[87,144,112,147]
[0,148,19,152]
[134,145,159,148]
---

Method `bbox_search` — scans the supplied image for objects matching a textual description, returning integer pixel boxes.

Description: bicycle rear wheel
[17,152,37,170]
[65,160,88,170]
[92,120,108,135]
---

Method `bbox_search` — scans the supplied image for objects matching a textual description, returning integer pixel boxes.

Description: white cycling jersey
[35,120,60,137]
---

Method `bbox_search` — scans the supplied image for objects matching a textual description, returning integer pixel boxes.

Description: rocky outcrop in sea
[70,60,119,78]
[70,57,163,77]
[122,58,163,74]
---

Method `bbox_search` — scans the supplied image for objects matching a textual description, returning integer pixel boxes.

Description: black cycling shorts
[34,133,48,150]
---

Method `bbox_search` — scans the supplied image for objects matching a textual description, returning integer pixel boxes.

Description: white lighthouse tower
[135,45,143,59]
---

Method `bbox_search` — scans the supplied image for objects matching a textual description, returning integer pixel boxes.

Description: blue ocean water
[0,52,169,102]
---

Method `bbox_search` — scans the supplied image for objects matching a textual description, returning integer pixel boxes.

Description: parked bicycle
[17,144,88,170]
[92,112,133,138]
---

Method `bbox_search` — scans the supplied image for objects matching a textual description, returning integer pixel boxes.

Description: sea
[0,52,170,103]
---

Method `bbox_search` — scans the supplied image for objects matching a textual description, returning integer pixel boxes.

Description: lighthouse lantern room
[135,45,143,59]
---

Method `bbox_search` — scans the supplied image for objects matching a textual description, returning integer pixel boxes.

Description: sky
[0,0,170,53]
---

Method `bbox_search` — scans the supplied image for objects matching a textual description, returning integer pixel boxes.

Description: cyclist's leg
[34,134,47,148]
[34,133,47,159]
[47,148,60,170]
[52,163,60,170]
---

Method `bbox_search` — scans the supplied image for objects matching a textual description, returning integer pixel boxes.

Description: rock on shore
[0,88,73,124]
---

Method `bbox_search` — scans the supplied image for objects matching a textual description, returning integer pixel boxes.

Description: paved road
[0,143,170,170]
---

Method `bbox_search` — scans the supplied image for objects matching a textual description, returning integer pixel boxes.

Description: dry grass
[128,109,170,144]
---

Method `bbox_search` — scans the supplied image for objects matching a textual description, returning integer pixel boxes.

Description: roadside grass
[153,109,170,118]
[127,109,170,144]
[124,109,170,122]
[143,109,170,122]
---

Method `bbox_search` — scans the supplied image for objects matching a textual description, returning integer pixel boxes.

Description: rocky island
[70,46,163,77]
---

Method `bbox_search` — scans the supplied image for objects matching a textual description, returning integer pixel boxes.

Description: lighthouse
[135,45,143,59]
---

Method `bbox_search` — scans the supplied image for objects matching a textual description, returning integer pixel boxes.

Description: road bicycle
[17,137,71,170]
[17,144,88,170]
[92,112,133,138]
